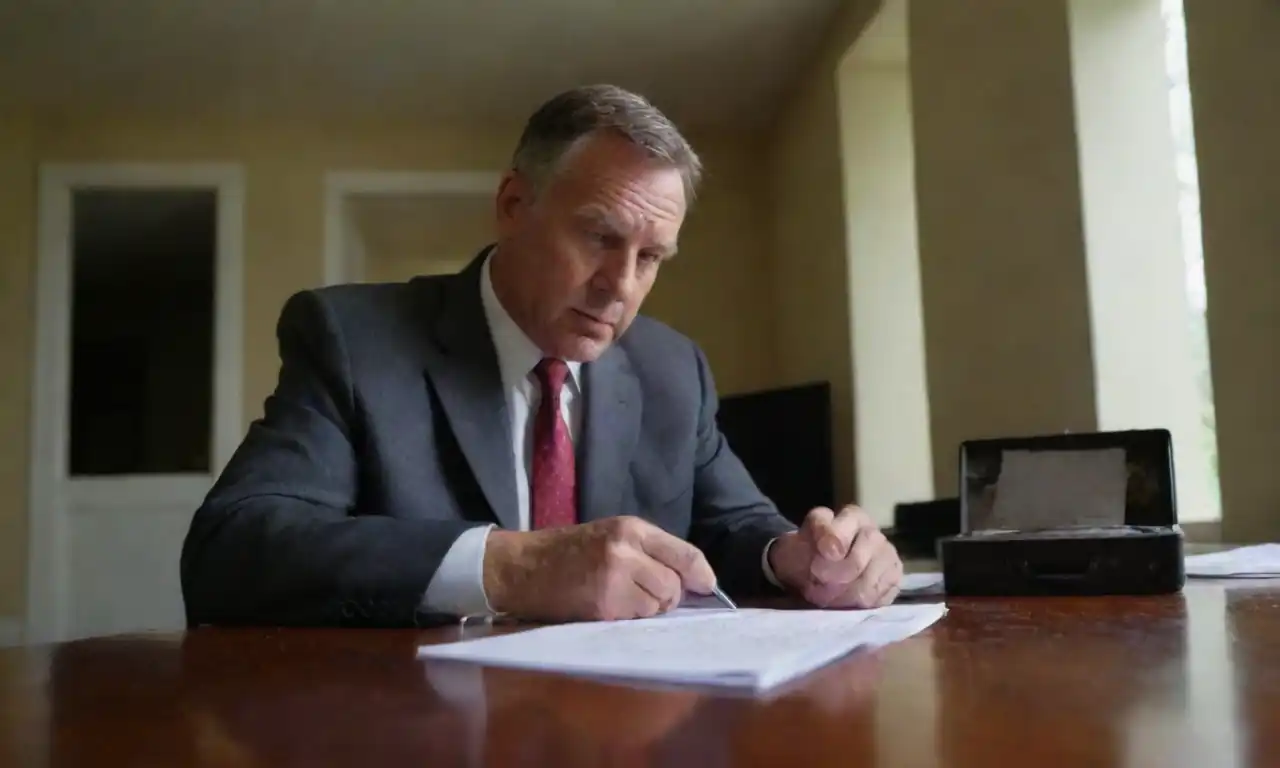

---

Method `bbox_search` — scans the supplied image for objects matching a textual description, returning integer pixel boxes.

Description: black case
[939,429,1186,597]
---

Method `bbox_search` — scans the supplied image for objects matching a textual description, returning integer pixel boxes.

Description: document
[417,603,947,692]
[1185,544,1280,578]
[899,571,945,596]
[987,447,1128,530]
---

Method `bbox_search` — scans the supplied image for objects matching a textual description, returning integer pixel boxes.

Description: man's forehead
[576,203,679,234]
[574,204,680,255]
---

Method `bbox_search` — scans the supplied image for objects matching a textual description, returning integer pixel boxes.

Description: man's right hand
[481,516,717,622]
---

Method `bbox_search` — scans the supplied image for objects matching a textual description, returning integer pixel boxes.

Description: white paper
[987,448,1128,530]
[1185,544,1280,578]
[899,571,945,596]
[417,603,947,692]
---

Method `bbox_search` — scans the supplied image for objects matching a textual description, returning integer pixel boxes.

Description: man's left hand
[768,505,903,609]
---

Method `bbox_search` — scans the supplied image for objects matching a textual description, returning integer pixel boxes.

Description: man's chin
[558,336,612,363]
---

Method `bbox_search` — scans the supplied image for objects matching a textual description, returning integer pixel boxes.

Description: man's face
[492,132,687,362]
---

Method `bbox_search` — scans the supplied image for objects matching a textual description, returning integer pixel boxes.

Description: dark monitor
[716,381,835,525]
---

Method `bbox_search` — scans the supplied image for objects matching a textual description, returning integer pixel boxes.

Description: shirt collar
[479,247,582,393]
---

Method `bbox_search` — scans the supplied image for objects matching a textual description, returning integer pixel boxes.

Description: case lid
[957,428,1177,534]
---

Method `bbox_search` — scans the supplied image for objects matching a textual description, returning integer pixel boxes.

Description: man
[180,84,903,628]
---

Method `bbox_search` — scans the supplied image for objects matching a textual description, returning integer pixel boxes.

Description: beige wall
[1068,0,1218,523]
[768,0,883,508]
[0,116,37,621]
[0,115,776,617]
[352,194,494,283]
[837,54,934,527]
[770,0,1280,537]
[911,0,1100,493]
[1183,0,1280,541]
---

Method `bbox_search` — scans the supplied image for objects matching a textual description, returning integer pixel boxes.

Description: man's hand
[768,505,902,609]
[482,516,717,622]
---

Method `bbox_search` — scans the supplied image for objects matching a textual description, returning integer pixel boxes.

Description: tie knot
[534,357,570,395]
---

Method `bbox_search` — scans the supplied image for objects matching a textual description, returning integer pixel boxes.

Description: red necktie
[531,358,577,529]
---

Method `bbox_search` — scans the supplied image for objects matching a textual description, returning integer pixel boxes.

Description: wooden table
[2,581,1278,767]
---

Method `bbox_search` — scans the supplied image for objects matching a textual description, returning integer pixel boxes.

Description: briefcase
[938,428,1185,596]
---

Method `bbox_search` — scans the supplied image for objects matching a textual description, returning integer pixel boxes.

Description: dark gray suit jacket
[180,251,797,628]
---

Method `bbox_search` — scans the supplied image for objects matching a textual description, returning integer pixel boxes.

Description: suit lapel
[420,251,521,531]
[579,347,642,522]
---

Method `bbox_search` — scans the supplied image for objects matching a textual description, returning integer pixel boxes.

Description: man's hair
[511,84,703,202]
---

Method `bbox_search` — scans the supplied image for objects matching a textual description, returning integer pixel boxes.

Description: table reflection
[8,582,1278,768]
[424,660,707,767]
[933,594,1189,767]
[728,648,884,766]
[1226,585,1280,767]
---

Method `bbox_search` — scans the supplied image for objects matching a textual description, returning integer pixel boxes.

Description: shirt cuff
[421,524,496,617]
[761,536,785,589]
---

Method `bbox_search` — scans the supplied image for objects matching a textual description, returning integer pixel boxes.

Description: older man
[180,84,903,627]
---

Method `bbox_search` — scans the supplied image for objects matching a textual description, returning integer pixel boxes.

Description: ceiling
[0,0,849,131]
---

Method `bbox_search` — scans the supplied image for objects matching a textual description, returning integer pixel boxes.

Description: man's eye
[593,232,631,252]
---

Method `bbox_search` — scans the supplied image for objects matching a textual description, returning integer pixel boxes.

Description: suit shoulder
[307,277,444,313]
[622,314,700,356]
[619,315,709,382]
[280,275,448,327]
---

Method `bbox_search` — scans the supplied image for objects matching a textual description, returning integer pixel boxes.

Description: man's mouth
[574,309,614,327]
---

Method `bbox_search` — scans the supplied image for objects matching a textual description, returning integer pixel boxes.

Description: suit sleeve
[180,290,476,628]
[685,344,798,599]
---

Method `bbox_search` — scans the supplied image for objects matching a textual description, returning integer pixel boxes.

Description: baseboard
[0,617,24,647]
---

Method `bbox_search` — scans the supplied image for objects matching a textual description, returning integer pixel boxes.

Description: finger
[871,556,904,606]
[630,558,684,613]
[637,528,716,594]
[800,507,836,557]
[810,524,883,584]
[835,546,903,609]
[848,546,896,606]
[600,568,662,621]
[805,505,867,561]
[619,584,663,620]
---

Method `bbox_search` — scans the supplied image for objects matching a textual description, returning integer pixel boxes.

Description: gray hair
[511,84,703,202]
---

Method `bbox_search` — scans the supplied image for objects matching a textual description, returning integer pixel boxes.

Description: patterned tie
[531,357,577,529]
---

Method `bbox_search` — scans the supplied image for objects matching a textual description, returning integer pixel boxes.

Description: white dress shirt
[420,249,782,618]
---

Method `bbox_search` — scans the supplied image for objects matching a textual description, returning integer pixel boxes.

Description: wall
[1068,0,1218,523]
[1182,0,1280,541]
[351,194,494,283]
[0,115,36,623]
[768,0,884,509]
[837,7,935,525]
[0,115,777,618]
[910,0,1100,494]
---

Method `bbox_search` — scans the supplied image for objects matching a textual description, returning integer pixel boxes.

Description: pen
[709,584,738,611]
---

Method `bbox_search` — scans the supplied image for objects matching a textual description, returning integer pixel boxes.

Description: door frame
[321,170,500,284]
[27,163,245,643]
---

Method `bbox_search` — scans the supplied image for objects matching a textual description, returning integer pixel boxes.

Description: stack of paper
[899,572,945,596]
[1184,544,1280,578]
[417,603,946,692]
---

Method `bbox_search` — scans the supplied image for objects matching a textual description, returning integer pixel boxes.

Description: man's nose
[591,250,639,296]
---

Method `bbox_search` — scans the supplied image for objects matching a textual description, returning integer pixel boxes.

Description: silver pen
[709,583,738,611]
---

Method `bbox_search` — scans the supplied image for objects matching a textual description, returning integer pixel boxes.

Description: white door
[322,171,499,285]
[27,165,243,644]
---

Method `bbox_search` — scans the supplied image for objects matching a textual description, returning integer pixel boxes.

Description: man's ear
[495,170,532,231]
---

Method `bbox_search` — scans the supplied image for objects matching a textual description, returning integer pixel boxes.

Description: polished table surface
[2,581,1278,767]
